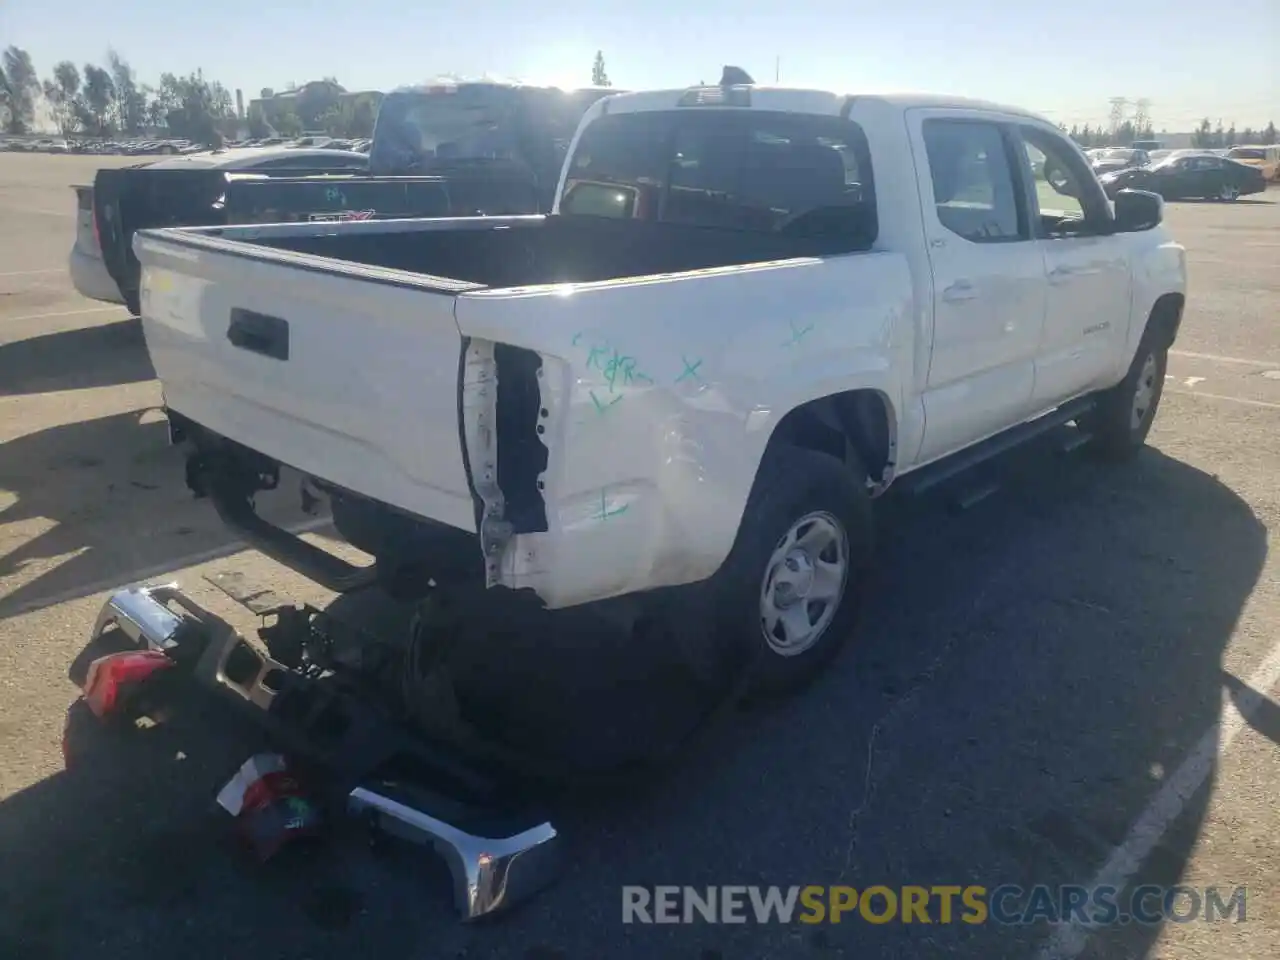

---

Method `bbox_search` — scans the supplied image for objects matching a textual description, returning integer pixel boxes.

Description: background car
[1098,152,1267,201]
[1089,147,1150,174]
[1226,145,1280,181]
[69,146,370,307]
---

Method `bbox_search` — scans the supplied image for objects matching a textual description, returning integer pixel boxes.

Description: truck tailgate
[134,228,481,533]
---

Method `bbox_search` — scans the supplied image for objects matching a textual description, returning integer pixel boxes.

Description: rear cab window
[560,108,877,251]
[368,84,612,191]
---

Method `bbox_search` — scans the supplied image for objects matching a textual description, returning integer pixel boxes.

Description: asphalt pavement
[0,153,1277,960]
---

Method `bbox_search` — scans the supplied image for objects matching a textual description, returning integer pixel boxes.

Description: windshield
[1097,149,1139,162]
[1226,148,1266,160]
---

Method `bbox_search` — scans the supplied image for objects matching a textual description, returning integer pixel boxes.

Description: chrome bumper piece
[349,786,561,920]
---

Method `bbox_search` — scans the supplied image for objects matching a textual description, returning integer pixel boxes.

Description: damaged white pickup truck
[135,82,1186,695]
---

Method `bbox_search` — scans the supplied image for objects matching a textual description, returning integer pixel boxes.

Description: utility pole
[775,56,780,83]
[1108,97,1129,135]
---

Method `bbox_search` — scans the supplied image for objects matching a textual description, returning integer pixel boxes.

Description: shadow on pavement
[0,411,307,620]
[0,318,153,397]
[1222,670,1280,747]
[0,438,1265,960]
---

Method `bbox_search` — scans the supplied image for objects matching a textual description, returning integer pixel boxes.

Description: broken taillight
[82,649,176,719]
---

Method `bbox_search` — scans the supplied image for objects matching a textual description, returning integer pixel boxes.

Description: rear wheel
[1217,183,1240,201]
[710,446,873,697]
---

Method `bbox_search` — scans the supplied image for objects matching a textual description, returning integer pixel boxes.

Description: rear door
[907,110,1046,464]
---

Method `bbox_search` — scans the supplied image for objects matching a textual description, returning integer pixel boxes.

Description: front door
[1017,124,1133,405]
[908,110,1046,465]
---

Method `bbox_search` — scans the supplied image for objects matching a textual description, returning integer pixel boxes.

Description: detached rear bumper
[89,582,564,919]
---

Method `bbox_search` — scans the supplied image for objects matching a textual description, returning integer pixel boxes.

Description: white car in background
[69,147,370,308]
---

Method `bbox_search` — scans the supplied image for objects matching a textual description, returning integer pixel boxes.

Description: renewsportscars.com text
[621,885,1247,925]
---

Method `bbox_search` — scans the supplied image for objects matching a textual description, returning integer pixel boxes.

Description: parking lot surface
[1,154,1277,960]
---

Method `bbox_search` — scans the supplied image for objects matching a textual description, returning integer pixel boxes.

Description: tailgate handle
[227,309,289,361]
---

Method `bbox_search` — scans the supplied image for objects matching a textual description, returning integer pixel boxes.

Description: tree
[155,70,234,145]
[1192,118,1212,148]
[2,46,40,133]
[43,60,81,134]
[79,64,116,135]
[1240,127,1256,144]
[1264,122,1277,145]
[1224,124,1237,148]
[591,51,610,87]
[107,50,147,135]
[274,109,303,138]
[348,97,378,138]
[246,106,272,139]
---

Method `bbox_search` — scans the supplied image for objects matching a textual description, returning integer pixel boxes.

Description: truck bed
[246,209,875,288]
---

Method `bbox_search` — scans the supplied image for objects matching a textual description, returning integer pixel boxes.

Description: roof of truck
[597,86,1049,124]
[138,147,368,170]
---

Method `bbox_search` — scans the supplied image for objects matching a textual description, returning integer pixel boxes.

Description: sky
[3,0,1277,131]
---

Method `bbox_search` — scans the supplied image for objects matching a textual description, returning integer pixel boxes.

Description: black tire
[1082,328,1168,461]
[709,445,874,697]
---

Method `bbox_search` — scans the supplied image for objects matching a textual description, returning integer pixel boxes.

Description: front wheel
[1082,333,1168,460]
[711,446,873,697]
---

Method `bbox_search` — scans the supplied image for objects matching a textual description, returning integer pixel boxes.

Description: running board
[901,397,1097,499]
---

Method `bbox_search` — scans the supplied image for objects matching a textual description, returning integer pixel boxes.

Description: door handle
[941,280,977,302]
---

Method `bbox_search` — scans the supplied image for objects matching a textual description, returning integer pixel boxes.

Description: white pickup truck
[135,83,1186,695]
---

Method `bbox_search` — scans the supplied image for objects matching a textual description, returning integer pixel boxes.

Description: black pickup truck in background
[83,81,619,314]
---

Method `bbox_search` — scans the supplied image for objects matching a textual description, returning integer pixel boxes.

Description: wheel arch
[758,388,900,496]
[1144,291,1185,350]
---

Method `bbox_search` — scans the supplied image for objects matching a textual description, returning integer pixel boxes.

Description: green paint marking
[783,320,815,347]
[589,389,623,414]
[676,356,704,383]
[595,489,629,520]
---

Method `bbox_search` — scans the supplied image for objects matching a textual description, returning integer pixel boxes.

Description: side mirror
[1112,188,1163,232]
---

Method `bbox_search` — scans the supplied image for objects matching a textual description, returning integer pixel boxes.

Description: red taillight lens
[82,650,175,719]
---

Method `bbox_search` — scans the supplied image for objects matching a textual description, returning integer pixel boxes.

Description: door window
[922,119,1025,243]
[1017,125,1112,237]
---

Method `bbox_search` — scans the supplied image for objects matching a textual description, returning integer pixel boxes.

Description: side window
[922,120,1023,243]
[1018,125,1113,237]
